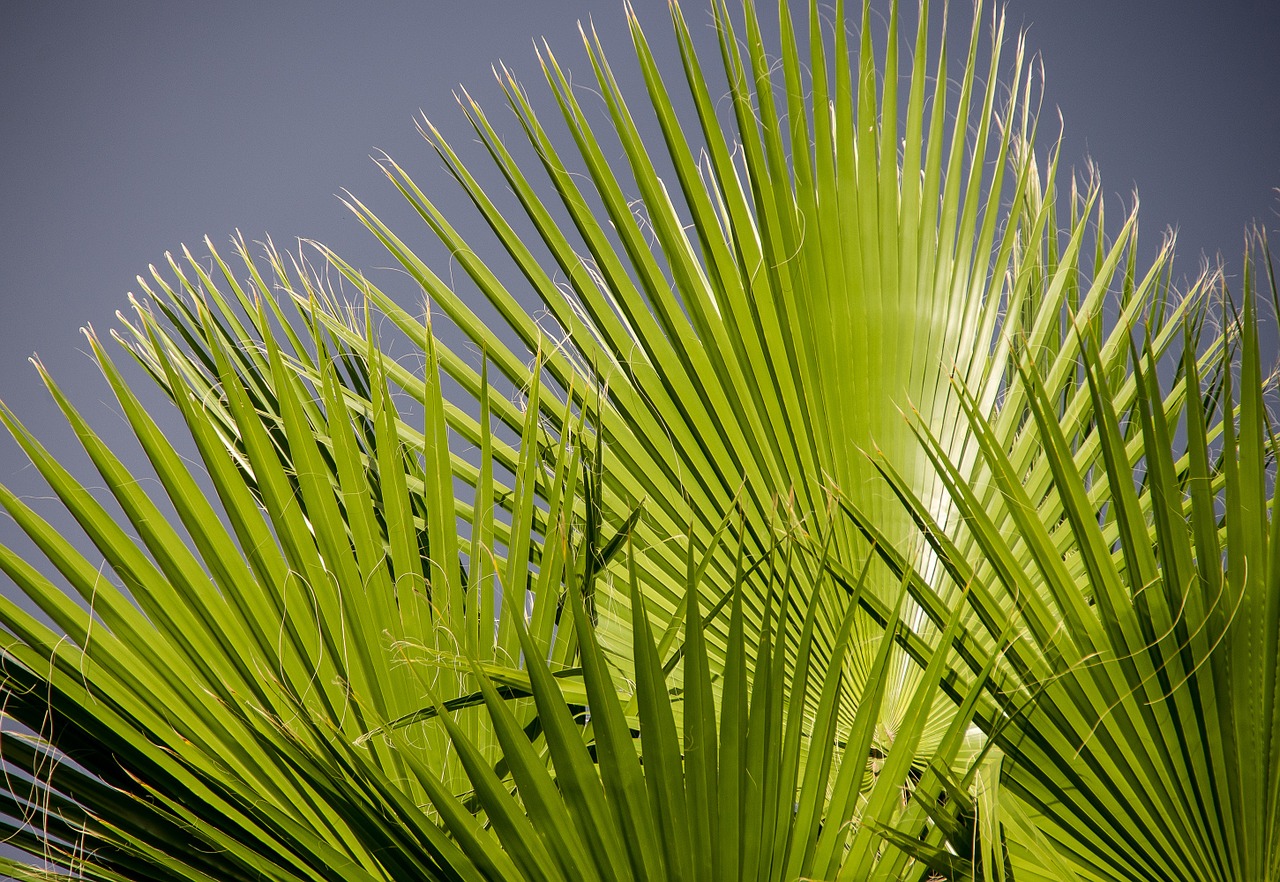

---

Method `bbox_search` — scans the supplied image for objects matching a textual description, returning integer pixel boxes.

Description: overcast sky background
[1,0,1278,586]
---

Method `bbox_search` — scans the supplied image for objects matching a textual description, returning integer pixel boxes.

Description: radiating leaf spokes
[861,242,1280,881]
[0,0,1262,879]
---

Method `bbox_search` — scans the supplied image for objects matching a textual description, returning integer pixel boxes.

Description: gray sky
[1,0,1278,560]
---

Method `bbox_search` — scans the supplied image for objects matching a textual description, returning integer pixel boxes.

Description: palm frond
[0,0,1264,879]
[863,238,1279,880]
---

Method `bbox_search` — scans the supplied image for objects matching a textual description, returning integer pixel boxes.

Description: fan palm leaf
[862,240,1279,880]
[0,0,1256,879]
[121,0,1188,743]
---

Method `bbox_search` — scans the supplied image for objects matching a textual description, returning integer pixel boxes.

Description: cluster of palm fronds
[1,0,1277,879]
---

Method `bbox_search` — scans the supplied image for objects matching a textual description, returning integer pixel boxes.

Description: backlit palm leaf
[0,0,1259,879]
[862,241,1279,880]
[124,0,1186,745]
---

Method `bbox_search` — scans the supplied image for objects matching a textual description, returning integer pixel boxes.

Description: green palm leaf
[864,239,1279,880]
[0,0,1264,879]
